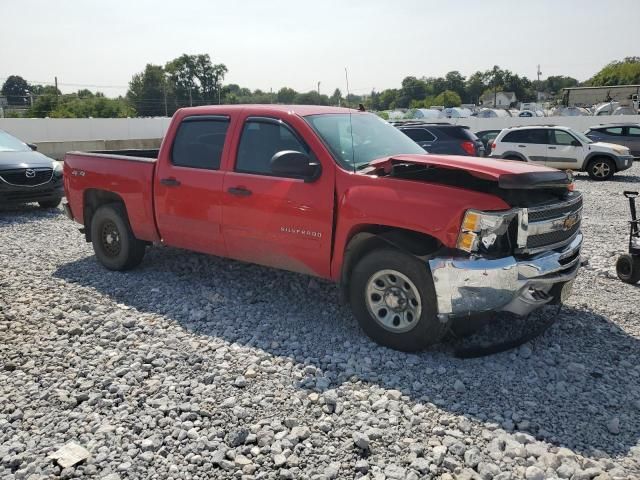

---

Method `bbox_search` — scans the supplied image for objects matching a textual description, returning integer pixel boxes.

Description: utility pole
[54,76,59,96]
[317,81,321,96]
[163,79,168,117]
[536,64,542,103]
[270,87,273,104]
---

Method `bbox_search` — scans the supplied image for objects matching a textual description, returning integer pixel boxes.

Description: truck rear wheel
[587,157,614,181]
[90,203,146,271]
[616,254,640,284]
[349,248,446,351]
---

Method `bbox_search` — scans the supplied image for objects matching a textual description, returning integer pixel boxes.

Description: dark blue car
[393,122,485,157]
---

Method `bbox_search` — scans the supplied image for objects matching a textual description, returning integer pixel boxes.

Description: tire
[504,155,524,161]
[38,197,62,208]
[349,248,446,352]
[616,254,640,284]
[587,157,615,181]
[90,203,146,271]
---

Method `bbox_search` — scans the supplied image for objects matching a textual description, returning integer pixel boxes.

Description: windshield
[0,130,30,152]
[568,128,593,144]
[304,113,425,170]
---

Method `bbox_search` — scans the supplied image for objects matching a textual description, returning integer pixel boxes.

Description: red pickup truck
[63,105,583,351]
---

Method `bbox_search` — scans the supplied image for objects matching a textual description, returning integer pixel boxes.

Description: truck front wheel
[90,204,146,271]
[349,248,446,351]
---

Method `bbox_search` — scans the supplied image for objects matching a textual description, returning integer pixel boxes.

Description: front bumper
[0,177,64,204]
[614,154,634,172]
[429,233,583,319]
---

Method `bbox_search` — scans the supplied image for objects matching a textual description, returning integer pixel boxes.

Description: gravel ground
[1,166,640,480]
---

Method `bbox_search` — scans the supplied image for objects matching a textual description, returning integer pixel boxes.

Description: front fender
[330,175,510,279]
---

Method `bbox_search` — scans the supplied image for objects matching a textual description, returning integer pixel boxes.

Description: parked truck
[63,105,583,351]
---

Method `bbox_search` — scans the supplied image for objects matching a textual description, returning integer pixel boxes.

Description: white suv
[491,125,634,180]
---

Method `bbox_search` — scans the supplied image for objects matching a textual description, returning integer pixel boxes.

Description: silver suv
[491,125,634,181]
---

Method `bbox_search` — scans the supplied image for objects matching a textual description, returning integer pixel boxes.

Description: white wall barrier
[1,114,639,144]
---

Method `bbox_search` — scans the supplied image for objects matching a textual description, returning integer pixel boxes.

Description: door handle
[160,177,181,187]
[518,145,526,147]
[548,146,557,150]
[228,186,252,196]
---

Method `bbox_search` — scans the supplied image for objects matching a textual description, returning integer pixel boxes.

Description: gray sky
[2,0,639,97]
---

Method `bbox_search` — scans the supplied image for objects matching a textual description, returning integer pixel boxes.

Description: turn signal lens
[457,231,477,252]
[461,211,480,232]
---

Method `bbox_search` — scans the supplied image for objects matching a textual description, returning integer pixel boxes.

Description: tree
[127,64,172,116]
[396,76,428,108]
[277,87,297,104]
[292,91,329,105]
[329,88,342,106]
[432,90,461,107]
[587,57,640,86]
[27,93,133,118]
[465,71,486,104]
[2,75,29,106]
[30,84,61,96]
[444,71,466,99]
[165,53,227,107]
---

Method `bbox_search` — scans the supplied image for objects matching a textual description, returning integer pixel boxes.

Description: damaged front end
[366,155,584,321]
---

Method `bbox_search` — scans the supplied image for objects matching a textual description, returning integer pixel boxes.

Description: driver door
[222,116,335,277]
[546,129,582,170]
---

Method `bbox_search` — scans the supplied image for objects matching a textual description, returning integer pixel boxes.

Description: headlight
[53,161,63,177]
[457,209,516,254]
[611,146,629,155]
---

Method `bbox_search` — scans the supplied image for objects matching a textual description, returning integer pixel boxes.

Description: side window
[236,119,309,175]
[502,130,525,143]
[172,117,229,169]
[402,128,436,142]
[551,130,577,145]
[628,127,640,137]
[527,129,549,144]
[603,127,624,135]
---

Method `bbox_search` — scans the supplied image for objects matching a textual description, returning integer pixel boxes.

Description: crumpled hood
[365,154,573,189]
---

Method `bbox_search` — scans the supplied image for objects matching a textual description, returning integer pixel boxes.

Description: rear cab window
[172,116,230,169]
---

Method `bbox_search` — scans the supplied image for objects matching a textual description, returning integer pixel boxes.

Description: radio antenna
[345,67,355,172]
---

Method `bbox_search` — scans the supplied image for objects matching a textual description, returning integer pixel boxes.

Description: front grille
[518,192,583,253]
[528,195,583,222]
[527,222,580,249]
[0,168,53,186]
[1,189,56,201]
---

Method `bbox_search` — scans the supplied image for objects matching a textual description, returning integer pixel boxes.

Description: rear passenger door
[155,115,231,256]
[547,129,582,170]
[502,129,547,164]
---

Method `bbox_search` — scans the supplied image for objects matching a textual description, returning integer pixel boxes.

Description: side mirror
[271,150,321,182]
[571,140,581,147]
[27,143,38,151]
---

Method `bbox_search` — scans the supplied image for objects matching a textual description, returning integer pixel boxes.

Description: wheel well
[338,226,441,303]
[83,189,126,242]
[586,154,617,171]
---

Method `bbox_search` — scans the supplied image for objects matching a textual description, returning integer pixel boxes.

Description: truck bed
[64,150,160,242]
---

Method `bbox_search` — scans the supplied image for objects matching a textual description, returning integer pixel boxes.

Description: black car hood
[0,150,56,170]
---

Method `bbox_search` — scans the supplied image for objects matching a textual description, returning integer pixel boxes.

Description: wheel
[616,254,640,284]
[90,203,146,271]
[349,248,446,351]
[587,157,615,181]
[38,197,62,208]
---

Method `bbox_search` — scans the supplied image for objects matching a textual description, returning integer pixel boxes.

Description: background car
[490,125,634,181]
[393,122,485,156]
[475,129,502,155]
[0,129,64,208]
[585,123,640,158]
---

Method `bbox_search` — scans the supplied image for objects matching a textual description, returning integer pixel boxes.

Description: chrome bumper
[429,233,583,319]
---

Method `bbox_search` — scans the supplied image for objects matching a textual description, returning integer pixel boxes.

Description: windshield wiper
[356,162,372,170]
